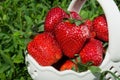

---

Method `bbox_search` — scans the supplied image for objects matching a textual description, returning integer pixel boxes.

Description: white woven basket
[25,0,120,80]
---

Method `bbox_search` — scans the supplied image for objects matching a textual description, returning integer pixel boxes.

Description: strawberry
[79,38,103,66]
[93,14,108,41]
[69,11,82,20]
[83,19,97,38]
[52,55,69,70]
[44,7,68,32]
[27,32,62,66]
[84,19,93,32]
[60,60,77,71]
[54,21,90,58]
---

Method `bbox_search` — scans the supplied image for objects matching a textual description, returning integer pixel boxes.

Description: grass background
[0,0,120,80]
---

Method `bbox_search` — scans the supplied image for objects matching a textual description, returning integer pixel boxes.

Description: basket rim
[25,50,110,77]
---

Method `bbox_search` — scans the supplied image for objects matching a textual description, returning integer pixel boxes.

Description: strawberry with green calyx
[71,55,93,72]
[27,32,62,66]
[79,38,103,66]
[54,20,90,58]
[93,14,108,42]
[60,60,78,71]
[44,7,69,32]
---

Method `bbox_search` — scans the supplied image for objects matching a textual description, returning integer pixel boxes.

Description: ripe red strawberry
[27,32,62,66]
[54,21,90,58]
[60,60,77,71]
[79,38,103,66]
[93,14,108,41]
[69,11,82,20]
[44,7,68,32]
[84,19,96,38]
[84,19,93,31]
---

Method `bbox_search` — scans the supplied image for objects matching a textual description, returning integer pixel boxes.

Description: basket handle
[97,0,120,62]
[68,0,120,62]
[67,0,86,13]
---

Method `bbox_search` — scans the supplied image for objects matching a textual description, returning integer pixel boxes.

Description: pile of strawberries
[27,7,108,72]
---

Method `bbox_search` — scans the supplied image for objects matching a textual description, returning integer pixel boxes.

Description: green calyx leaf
[88,66,101,74]
[63,12,83,26]
[63,18,84,26]
[65,10,70,15]
[77,62,93,72]
[103,42,108,48]
[75,20,83,26]
[77,63,88,72]
[71,65,77,72]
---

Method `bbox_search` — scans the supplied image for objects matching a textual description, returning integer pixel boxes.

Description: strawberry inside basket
[27,6,108,72]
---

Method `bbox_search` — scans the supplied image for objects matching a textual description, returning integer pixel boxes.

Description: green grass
[0,0,120,80]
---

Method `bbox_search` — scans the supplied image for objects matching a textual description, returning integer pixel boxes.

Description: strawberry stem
[100,71,120,80]
[75,20,83,26]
